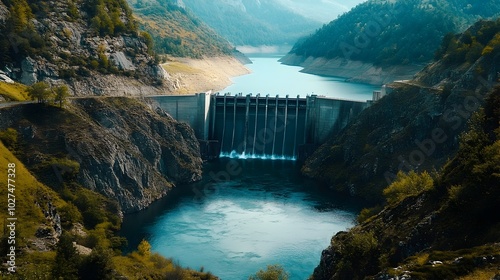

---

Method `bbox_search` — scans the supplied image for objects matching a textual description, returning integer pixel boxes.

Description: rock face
[0,0,173,95]
[0,98,203,213]
[301,43,499,202]
[279,54,424,85]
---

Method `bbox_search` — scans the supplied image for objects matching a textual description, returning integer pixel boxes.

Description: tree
[137,240,151,257]
[79,246,114,280]
[248,264,289,280]
[52,233,80,280]
[53,85,70,107]
[27,81,51,103]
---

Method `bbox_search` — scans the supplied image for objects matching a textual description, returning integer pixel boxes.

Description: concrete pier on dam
[147,92,371,161]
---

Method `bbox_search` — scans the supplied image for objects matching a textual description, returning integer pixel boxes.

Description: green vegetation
[0,128,18,149]
[290,0,500,65]
[0,0,155,81]
[248,264,289,280]
[27,81,51,103]
[113,240,217,279]
[435,19,500,65]
[85,0,137,36]
[315,85,500,279]
[383,171,434,205]
[0,81,28,101]
[129,0,233,58]
[181,0,320,47]
[26,82,70,106]
[53,85,70,108]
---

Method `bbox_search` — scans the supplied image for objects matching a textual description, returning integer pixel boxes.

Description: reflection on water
[222,55,378,101]
[121,159,364,280]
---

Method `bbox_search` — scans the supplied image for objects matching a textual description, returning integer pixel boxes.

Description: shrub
[0,128,18,148]
[248,264,289,280]
[383,171,434,204]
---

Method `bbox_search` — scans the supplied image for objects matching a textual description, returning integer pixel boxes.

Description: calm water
[121,159,364,279]
[121,56,372,279]
[223,54,378,102]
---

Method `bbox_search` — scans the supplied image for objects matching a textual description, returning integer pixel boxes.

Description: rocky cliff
[307,19,500,280]
[0,0,177,95]
[301,20,500,202]
[310,87,500,279]
[279,54,423,85]
[0,97,203,213]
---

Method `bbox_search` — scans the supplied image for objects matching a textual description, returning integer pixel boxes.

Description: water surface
[121,55,371,279]
[121,159,364,279]
[223,54,378,102]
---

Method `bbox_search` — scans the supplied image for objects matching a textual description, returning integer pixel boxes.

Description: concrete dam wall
[147,93,370,160]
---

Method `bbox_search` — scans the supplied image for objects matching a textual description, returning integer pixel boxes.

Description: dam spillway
[212,94,307,159]
[147,93,371,160]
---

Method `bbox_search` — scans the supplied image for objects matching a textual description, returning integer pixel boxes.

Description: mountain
[311,89,500,279]
[282,0,500,84]
[180,0,321,49]
[275,0,366,23]
[127,0,234,58]
[0,0,172,94]
[307,19,500,280]
[302,18,500,205]
[0,96,219,278]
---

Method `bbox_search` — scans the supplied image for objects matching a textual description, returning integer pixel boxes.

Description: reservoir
[222,54,377,101]
[121,55,373,279]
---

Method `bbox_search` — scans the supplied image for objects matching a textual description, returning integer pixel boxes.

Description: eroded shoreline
[163,56,251,94]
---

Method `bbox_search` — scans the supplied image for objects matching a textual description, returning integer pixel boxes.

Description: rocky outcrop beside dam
[0,98,203,213]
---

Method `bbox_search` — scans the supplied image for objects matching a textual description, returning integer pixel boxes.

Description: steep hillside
[310,86,500,279]
[301,20,500,203]
[0,132,215,279]
[282,0,500,84]
[127,0,234,58]
[0,98,203,213]
[0,0,173,95]
[180,0,321,48]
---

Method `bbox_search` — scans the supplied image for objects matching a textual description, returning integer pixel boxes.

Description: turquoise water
[222,54,377,102]
[121,159,364,279]
[121,56,372,279]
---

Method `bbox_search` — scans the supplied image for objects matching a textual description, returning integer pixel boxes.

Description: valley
[0,0,499,279]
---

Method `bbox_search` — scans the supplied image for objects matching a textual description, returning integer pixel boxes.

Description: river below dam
[120,55,374,279]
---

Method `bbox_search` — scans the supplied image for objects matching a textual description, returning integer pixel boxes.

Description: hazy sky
[276,0,367,23]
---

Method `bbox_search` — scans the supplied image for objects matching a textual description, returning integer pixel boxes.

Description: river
[121,55,374,279]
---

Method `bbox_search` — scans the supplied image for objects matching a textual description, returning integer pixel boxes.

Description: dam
[147,92,370,160]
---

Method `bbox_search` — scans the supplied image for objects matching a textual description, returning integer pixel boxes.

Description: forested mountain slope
[0,0,171,94]
[180,0,321,47]
[127,0,234,58]
[307,19,500,280]
[281,0,500,84]
[302,19,500,204]
[289,0,500,65]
